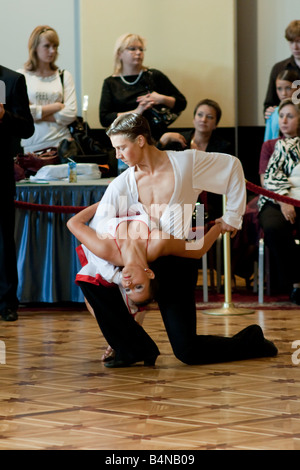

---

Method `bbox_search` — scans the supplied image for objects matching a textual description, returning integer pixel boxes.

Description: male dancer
[75,113,277,367]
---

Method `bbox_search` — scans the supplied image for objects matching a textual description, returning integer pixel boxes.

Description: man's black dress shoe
[290,288,300,305]
[233,324,278,358]
[1,309,18,321]
[104,353,159,368]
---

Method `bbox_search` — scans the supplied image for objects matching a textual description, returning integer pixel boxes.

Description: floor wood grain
[1,291,300,450]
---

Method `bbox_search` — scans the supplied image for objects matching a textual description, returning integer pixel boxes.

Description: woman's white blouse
[18,68,77,152]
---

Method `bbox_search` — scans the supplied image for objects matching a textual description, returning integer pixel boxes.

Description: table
[15,178,112,303]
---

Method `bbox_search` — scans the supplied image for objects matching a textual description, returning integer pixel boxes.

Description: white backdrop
[0,0,81,110]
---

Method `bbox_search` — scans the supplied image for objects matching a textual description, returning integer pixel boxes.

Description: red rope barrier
[14,180,300,213]
[14,200,86,213]
[246,180,300,208]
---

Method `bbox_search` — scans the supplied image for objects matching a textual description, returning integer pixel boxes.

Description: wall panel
[80,0,236,128]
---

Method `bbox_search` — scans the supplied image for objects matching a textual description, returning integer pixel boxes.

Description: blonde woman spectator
[18,25,77,153]
[99,33,187,144]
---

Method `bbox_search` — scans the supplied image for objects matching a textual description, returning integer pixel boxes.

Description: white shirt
[18,69,77,152]
[76,209,153,315]
[76,150,246,313]
[90,149,246,238]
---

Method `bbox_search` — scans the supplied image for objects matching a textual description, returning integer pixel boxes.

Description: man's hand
[0,103,5,120]
[215,217,238,238]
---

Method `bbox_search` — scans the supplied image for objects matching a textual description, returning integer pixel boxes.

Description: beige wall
[80,0,236,129]
[1,1,299,130]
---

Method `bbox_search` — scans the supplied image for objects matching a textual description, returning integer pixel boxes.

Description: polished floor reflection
[1,294,300,450]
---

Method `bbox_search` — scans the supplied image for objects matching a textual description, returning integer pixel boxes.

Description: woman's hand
[279,202,296,223]
[40,102,65,121]
[159,132,187,148]
[264,106,277,120]
[135,93,155,114]
[137,92,176,110]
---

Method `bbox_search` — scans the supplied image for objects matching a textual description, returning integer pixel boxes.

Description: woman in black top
[99,33,187,142]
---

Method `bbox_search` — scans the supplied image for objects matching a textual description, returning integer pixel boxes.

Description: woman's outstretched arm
[66,203,121,264]
[149,223,222,261]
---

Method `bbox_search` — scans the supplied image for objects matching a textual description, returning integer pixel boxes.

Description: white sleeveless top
[75,207,154,314]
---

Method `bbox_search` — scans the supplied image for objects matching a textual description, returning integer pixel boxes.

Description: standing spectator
[0,65,34,321]
[264,69,300,141]
[99,33,187,165]
[264,20,300,116]
[18,25,77,153]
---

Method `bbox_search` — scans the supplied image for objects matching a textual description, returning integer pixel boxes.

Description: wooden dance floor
[1,290,300,450]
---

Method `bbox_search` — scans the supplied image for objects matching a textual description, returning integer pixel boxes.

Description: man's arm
[193,151,246,232]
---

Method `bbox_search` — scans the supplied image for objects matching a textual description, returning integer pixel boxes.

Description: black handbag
[148,106,180,127]
[67,116,104,155]
[59,70,104,156]
[143,69,181,132]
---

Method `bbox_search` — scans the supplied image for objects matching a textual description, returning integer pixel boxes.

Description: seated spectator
[258,99,300,302]
[264,20,300,115]
[18,25,77,153]
[264,69,299,141]
[260,98,300,185]
[233,97,300,287]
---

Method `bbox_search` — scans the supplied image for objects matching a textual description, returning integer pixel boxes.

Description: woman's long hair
[24,25,59,72]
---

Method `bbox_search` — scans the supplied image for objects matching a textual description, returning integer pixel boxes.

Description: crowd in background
[1,20,300,326]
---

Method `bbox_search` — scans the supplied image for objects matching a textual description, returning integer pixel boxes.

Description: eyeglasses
[125,47,145,53]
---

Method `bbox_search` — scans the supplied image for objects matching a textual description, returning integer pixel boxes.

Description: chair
[257,233,300,304]
[195,192,223,301]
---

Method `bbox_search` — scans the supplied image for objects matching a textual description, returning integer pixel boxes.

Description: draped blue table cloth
[14,179,112,303]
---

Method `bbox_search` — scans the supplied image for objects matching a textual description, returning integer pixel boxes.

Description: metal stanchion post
[202,195,255,316]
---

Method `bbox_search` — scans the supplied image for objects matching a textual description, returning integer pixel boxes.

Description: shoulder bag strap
[59,69,64,103]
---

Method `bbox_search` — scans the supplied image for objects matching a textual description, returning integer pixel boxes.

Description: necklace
[120,70,143,86]
[191,137,208,151]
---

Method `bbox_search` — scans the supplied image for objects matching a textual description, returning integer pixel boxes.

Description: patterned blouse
[258,137,300,211]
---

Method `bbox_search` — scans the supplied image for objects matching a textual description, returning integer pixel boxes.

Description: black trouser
[259,202,300,292]
[0,197,18,313]
[78,256,275,364]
